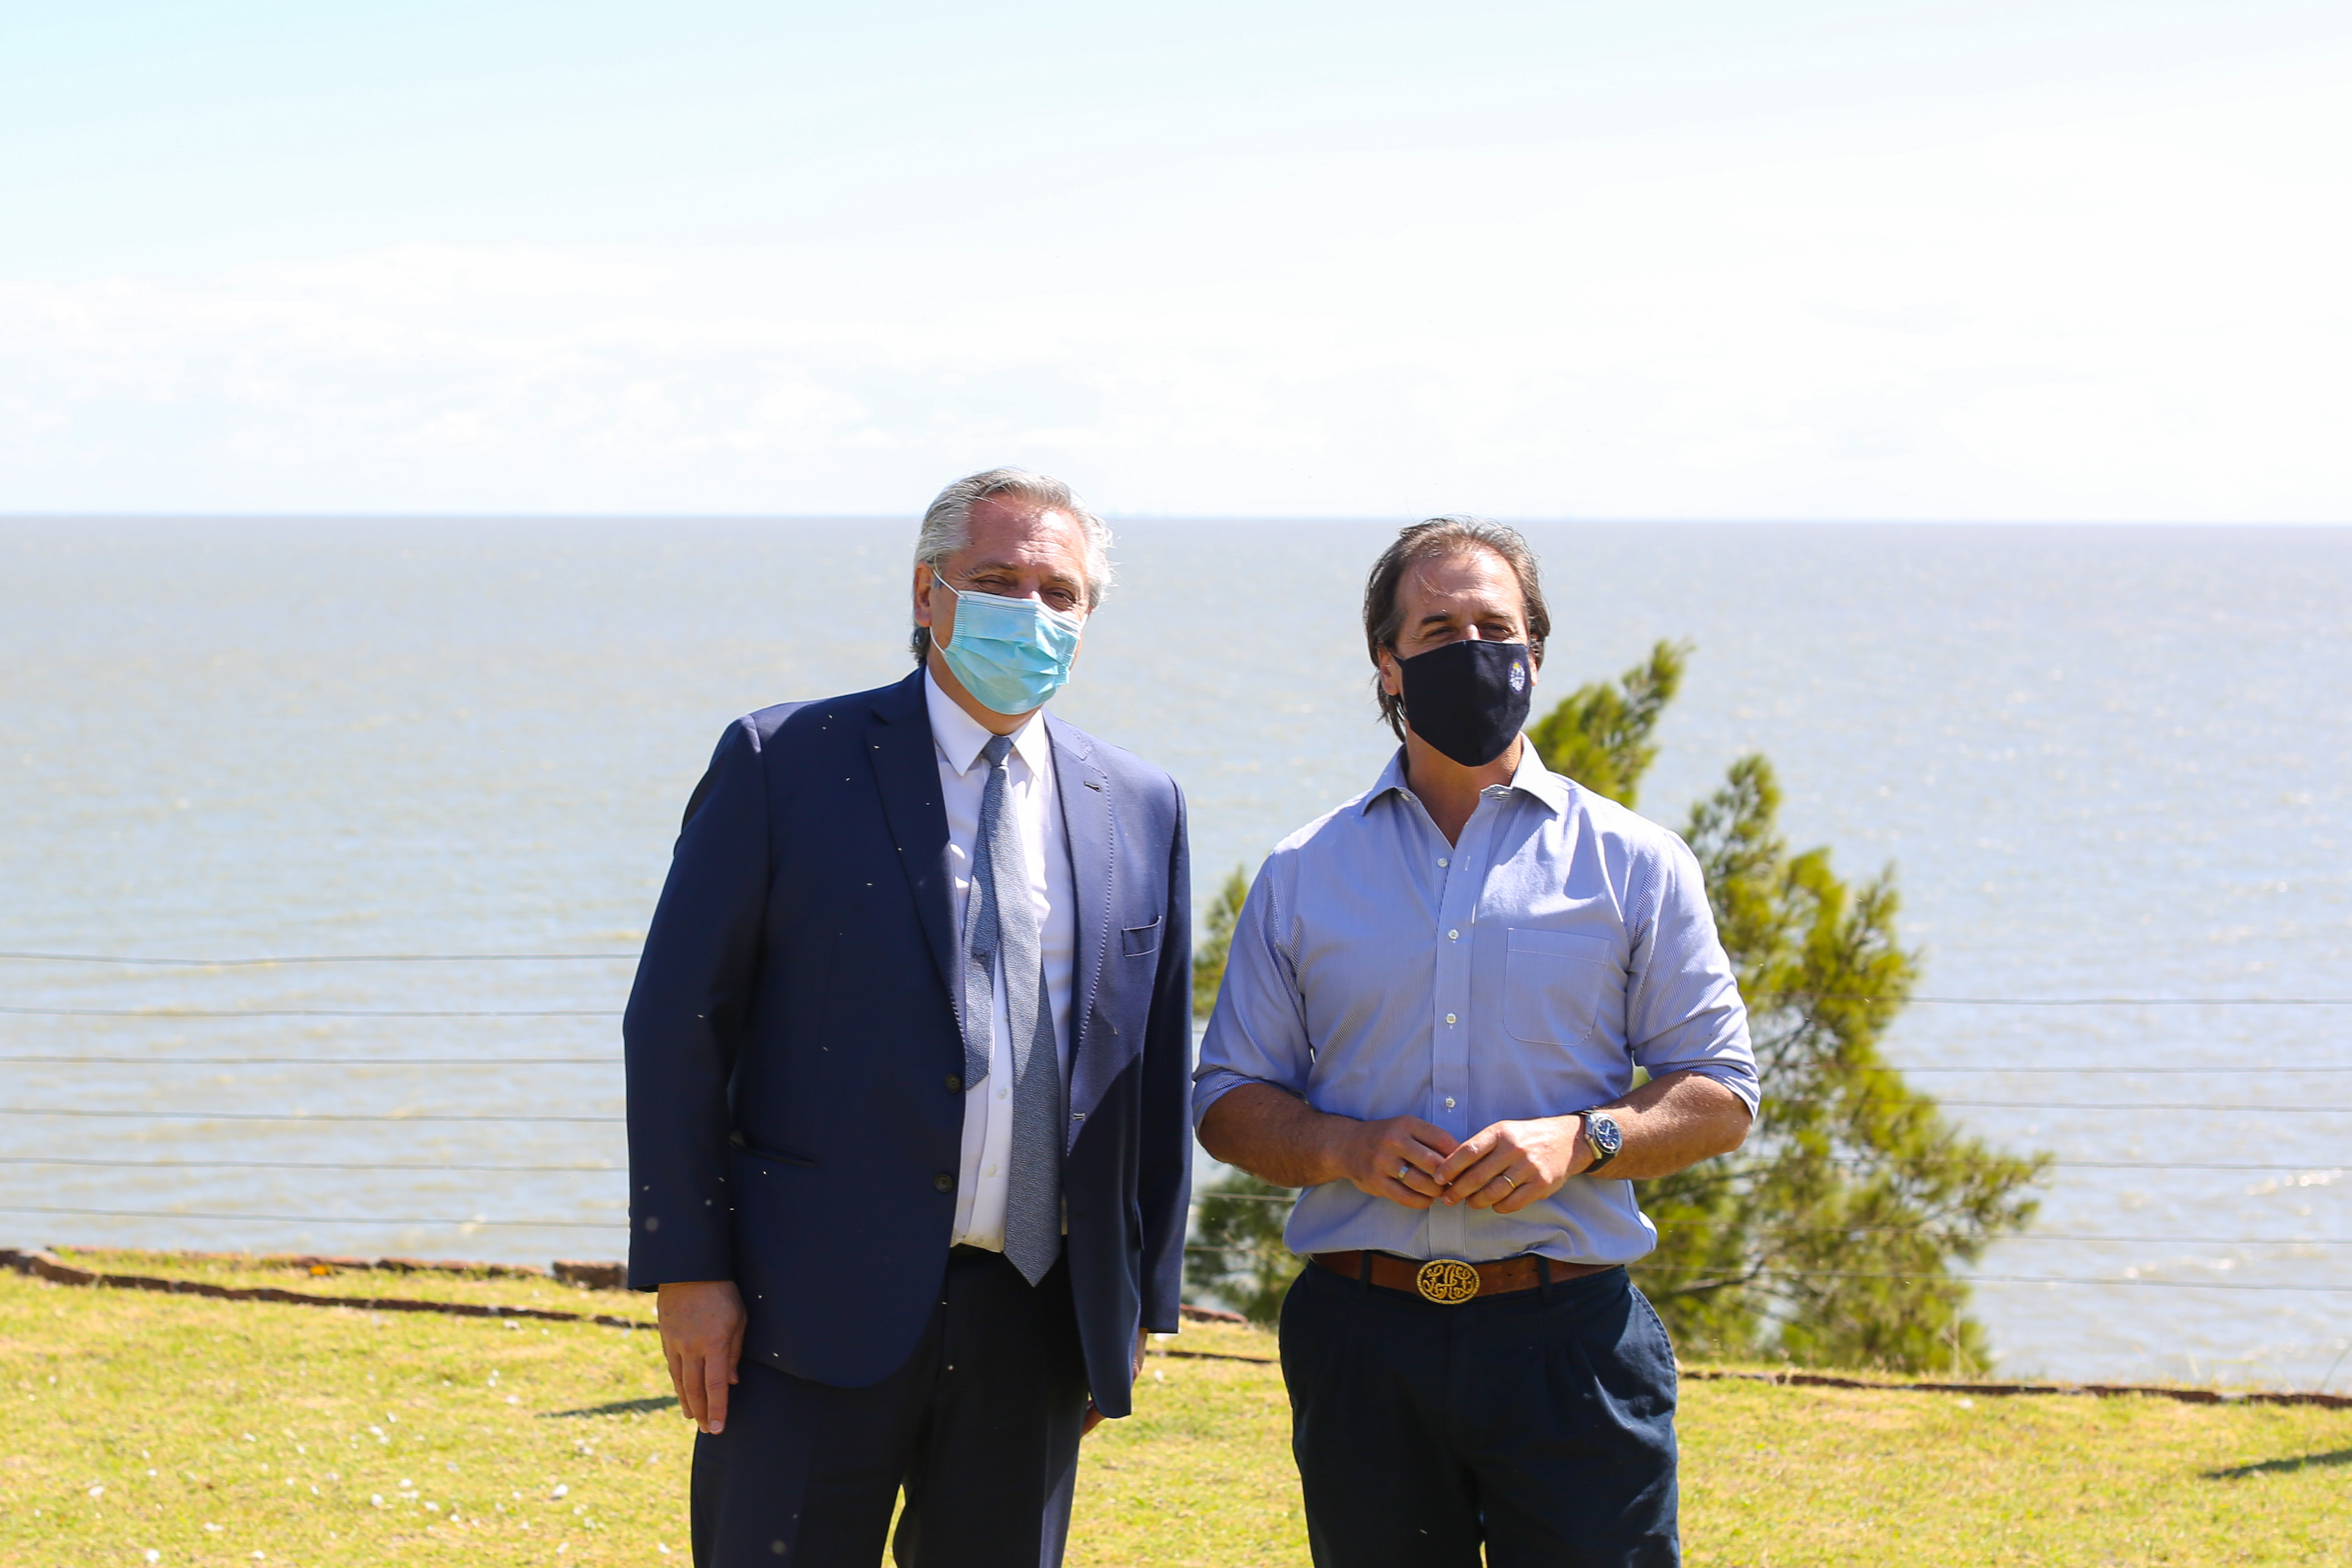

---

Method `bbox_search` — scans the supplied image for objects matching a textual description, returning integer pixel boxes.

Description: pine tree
[1541,643,2047,1371]
[1192,867,1249,1022]
[1184,866,1299,1320]
[1523,638,1687,809]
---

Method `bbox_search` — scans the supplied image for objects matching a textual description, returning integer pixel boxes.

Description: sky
[2,0,2347,520]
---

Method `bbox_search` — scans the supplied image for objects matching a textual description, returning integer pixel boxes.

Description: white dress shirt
[925,670,1077,1251]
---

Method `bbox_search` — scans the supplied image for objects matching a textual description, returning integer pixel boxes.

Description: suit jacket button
[933,1173,954,1193]
[945,1074,962,1093]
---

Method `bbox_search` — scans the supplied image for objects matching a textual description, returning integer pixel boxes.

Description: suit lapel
[867,670,959,1010]
[1048,714,1116,1149]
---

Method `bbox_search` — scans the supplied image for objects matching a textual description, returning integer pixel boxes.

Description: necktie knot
[981,733,1014,771]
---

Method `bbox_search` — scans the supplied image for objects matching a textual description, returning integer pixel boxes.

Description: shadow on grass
[540,1395,680,1419]
[2205,1447,2352,1480]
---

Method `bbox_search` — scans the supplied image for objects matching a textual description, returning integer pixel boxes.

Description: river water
[2,517,2345,1388]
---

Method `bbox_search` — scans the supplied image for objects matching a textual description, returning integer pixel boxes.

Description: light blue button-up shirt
[1194,741,1759,1265]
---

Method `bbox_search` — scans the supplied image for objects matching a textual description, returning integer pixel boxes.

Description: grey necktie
[959,733,1065,1285]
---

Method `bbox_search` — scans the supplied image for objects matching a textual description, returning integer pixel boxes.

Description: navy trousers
[1280,1260,1681,1568]
[691,1248,1090,1568]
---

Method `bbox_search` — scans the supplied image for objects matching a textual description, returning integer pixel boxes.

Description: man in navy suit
[625,469,1193,1568]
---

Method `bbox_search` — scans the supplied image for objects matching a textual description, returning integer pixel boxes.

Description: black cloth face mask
[1396,638,1535,767]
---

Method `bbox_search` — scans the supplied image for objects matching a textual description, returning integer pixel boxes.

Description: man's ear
[912,563,937,631]
[1376,647,1402,698]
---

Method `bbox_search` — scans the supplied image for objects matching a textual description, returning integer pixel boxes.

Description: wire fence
[0,950,636,965]
[0,1106,624,1123]
[0,1154,2338,1177]
[0,1006,620,1018]
[5,1054,2351,1073]
[0,1157,617,1172]
[5,945,2349,1309]
[0,1204,618,1228]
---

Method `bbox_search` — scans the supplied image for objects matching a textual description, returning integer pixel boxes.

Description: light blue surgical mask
[932,578,1086,715]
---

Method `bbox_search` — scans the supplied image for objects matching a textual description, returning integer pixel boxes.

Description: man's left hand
[1432,1115,1589,1213]
[1082,1327,1153,1436]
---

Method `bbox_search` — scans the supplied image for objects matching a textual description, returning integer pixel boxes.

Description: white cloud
[1,67,2345,519]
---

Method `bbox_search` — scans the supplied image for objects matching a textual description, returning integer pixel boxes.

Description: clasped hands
[1340,1112,1593,1215]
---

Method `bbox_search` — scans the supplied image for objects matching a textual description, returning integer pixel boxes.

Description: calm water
[2,519,2346,1387]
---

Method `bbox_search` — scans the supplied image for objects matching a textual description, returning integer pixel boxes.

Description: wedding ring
[1397,1163,1413,1182]
[1499,1174,1518,1191]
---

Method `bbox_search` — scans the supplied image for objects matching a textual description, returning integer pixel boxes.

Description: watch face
[1589,1113,1622,1156]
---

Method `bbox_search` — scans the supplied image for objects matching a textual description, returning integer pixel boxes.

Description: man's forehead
[1402,550,1525,616]
[970,492,1042,520]
[965,499,1078,540]
[948,503,1088,578]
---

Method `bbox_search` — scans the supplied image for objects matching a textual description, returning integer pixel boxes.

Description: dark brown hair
[1362,516,1550,741]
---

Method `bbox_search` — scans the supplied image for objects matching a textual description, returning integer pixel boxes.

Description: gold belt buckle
[1414,1258,1481,1304]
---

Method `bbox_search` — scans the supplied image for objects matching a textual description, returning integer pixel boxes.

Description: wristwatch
[1579,1110,1623,1174]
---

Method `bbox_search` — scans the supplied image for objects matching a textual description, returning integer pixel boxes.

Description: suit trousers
[691,1247,1090,1568]
[1280,1260,1680,1568]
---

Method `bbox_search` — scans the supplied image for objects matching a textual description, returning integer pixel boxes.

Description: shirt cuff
[1667,1062,1762,1115]
[1189,1067,1283,1130]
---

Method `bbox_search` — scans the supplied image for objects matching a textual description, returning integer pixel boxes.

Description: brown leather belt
[1312,1250,1614,1304]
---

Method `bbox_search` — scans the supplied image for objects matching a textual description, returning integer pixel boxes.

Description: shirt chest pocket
[1502,927,1619,1048]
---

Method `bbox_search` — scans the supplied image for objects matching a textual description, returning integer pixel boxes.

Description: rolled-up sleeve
[1624,836,1760,1114]
[1192,860,1313,1125]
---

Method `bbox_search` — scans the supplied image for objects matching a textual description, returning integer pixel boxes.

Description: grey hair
[909,467,1115,664]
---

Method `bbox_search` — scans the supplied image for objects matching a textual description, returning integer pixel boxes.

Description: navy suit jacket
[624,668,1192,1418]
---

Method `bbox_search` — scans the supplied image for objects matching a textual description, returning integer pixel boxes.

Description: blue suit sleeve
[623,717,771,1289]
[1137,782,1194,1333]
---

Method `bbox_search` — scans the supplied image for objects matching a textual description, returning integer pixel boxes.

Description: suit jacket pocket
[727,1141,820,1332]
[1502,927,1618,1048]
[730,1133,819,1168]
[1121,914,1164,957]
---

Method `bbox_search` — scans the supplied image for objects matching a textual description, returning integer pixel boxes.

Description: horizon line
[3,513,2346,529]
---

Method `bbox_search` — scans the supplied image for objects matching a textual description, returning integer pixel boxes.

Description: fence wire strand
[0,1203,620,1228]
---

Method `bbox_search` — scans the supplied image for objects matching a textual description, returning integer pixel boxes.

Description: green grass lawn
[2,1261,2346,1566]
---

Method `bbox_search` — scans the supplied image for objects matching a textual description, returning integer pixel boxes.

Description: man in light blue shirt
[1196,517,1757,1568]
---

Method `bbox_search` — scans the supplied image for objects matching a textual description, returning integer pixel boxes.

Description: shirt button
[1444,1097,1456,1109]
[985,1164,998,1178]
[933,1173,954,1193]
[1447,929,1459,941]
[998,1087,1008,1100]
[945,1074,963,1093]
[1445,1013,1457,1025]
[1438,857,1448,867]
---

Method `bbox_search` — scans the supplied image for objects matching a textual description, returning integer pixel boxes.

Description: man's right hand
[657,1280,747,1435]
[1199,1083,1458,1210]
[1330,1115,1460,1209]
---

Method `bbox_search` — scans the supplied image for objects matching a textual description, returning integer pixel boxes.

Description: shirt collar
[1360,748,1413,812]
[1358,737,1571,817]
[925,667,1053,780]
